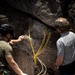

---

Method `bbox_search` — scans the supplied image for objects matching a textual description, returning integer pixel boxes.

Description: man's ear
[56,28,61,33]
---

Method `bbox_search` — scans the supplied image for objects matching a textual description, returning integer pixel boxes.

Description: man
[54,18,75,75]
[0,24,28,75]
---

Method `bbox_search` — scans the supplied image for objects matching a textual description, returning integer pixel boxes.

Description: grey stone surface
[1,0,75,75]
[6,0,60,26]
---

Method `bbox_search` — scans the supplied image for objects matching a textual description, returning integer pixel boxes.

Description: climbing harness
[28,25,51,75]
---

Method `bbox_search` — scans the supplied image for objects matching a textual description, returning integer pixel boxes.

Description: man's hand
[22,73,28,75]
[9,35,25,45]
[24,35,32,41]
[18,35,25,42]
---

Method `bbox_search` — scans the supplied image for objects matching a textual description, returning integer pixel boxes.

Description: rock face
[0,0,75,75]
[6,0,60,26]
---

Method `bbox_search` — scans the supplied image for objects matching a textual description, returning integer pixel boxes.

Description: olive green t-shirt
[0,40,12,66]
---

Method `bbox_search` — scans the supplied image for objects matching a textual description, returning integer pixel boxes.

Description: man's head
[0,24,14,41]
[54,18,70,33]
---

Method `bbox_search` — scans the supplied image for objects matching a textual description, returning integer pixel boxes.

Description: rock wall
[0,0,75,75]
[6,0,60,26]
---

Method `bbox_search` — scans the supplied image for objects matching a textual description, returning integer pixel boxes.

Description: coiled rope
[28,25,51,75]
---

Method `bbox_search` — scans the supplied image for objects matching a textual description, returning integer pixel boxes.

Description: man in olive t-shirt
[0,24,28,75]
[0,40,12,66]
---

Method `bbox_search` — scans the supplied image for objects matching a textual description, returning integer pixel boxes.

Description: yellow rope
[36,32,51,56]
[28,25,35,55]
[28,25,51,75]
[37,57,47,75]
[36,33,50,75]
[35,30,47,56]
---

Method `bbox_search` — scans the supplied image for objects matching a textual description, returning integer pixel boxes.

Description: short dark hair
[55,18,70,32]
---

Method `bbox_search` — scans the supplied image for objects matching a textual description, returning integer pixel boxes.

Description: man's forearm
[55,56,64,68]
[8,60,23,75]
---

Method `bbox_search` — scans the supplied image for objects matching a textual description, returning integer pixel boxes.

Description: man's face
[6,33,13,42]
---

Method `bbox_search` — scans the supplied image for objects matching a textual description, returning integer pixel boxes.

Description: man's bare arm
[55,56,64,69]
[5,54,24,75]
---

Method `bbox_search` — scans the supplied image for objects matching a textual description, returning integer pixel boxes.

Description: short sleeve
[4,44,12,55]
[56,39,64,56]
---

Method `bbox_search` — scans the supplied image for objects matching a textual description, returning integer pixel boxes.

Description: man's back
[57,31,75,65]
